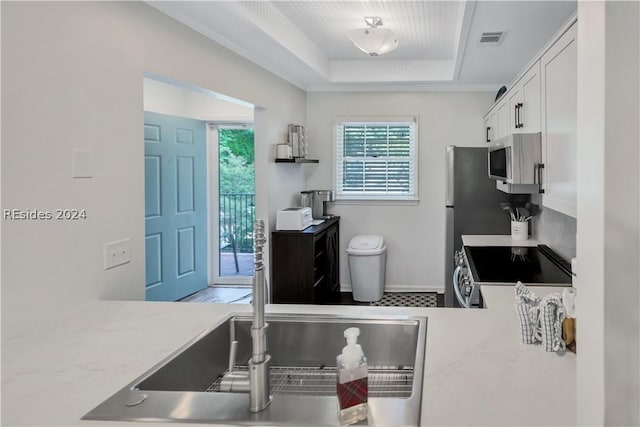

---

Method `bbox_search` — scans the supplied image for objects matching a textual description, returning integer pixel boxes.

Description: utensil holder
[511,221,528,241]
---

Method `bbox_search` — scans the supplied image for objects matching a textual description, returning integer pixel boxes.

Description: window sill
[334,198,420,206]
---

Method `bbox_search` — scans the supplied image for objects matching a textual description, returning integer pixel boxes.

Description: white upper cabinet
[484,111,496,143]
[483,63,541,142]
[496,100,510,140]
[540,23,577,217]
[484,97,509,143]
[508,62,541,134]
[482,17,577,203]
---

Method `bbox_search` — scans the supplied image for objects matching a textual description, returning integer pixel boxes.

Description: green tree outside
[219,128,255,264]
[219,128,255,193]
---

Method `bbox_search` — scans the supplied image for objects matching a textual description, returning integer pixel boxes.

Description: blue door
[144,111,208,301]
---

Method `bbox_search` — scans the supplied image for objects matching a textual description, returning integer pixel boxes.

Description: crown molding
[306,83,499,93]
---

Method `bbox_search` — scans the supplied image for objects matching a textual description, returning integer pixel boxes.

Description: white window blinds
[335,120,417,200]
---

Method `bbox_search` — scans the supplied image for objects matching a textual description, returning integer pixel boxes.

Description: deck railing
[220,193,255,255]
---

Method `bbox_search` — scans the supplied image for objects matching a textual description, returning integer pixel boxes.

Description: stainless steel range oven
[453,249,480,308]
[453,244,572,308]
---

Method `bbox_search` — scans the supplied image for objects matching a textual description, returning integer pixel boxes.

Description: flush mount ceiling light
[347,16,399,57]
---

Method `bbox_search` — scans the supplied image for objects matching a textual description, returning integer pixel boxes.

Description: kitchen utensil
[499,203,515,220]
[518,207,530,221]
[524,202,539,217]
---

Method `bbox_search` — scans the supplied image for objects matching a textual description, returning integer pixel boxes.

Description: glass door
[212,125,255,285]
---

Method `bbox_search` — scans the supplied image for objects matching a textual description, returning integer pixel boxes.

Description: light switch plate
[72,149,93,178]
[104,238,131,270]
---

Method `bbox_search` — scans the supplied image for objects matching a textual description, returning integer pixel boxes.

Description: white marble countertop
[2,291,575,427]
[462,234,539,247]
[480,285,565,310]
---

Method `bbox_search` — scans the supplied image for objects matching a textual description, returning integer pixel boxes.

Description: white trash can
[347,235,387,302]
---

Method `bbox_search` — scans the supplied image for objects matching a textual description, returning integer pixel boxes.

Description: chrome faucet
[219,219,271,412]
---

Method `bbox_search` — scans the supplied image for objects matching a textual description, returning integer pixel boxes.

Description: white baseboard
[340,284,444,294]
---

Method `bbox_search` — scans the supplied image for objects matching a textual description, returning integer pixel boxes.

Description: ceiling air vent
[480,31,504,45]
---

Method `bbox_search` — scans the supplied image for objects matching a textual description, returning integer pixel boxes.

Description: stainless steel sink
[83,313,427,426]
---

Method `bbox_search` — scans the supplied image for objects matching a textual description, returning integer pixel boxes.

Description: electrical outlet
[104,238,131,270]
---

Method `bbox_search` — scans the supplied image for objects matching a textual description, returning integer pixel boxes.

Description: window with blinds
[335,120,417,200]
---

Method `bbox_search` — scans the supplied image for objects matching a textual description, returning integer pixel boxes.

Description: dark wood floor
[180,286,444,307]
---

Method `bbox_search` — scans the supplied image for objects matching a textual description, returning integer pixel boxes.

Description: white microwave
[488,133,543,185]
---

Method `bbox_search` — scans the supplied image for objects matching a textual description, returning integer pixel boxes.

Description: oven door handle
[453,266,470,308]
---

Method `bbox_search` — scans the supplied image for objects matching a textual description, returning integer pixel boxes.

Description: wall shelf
[275,158,319,164]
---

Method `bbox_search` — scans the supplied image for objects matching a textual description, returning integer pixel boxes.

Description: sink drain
[126,393,148,407]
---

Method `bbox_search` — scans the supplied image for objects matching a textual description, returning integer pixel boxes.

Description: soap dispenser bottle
[336,327,368,425]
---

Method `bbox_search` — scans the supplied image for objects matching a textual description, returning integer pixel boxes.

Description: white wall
[576,2,640,425]
[530,197,577,260]
[601,2,640,424]
[143,78,254,122]
[305,91,493,292]
[1,1,307,337]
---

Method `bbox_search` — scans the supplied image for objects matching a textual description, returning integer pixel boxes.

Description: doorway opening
[143,76,255,301]
[214,125,255,285]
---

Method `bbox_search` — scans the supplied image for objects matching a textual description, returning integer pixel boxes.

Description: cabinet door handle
[516,103,524,128]
[534,163,545,193]
[514,105,519,129]
[486,126,491,143]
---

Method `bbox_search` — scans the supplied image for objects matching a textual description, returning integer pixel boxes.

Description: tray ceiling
[148,0,576,91]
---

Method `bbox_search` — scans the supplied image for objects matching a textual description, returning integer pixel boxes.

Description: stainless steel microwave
[488,133,542,185]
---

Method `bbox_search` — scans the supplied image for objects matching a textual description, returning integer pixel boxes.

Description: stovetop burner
[465,245,572,284]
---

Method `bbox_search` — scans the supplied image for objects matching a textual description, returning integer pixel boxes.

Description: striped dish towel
[514,281,540,344]
[533,293,567,352]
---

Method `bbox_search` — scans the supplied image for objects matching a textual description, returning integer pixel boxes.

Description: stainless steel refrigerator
[444,146,513,307]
